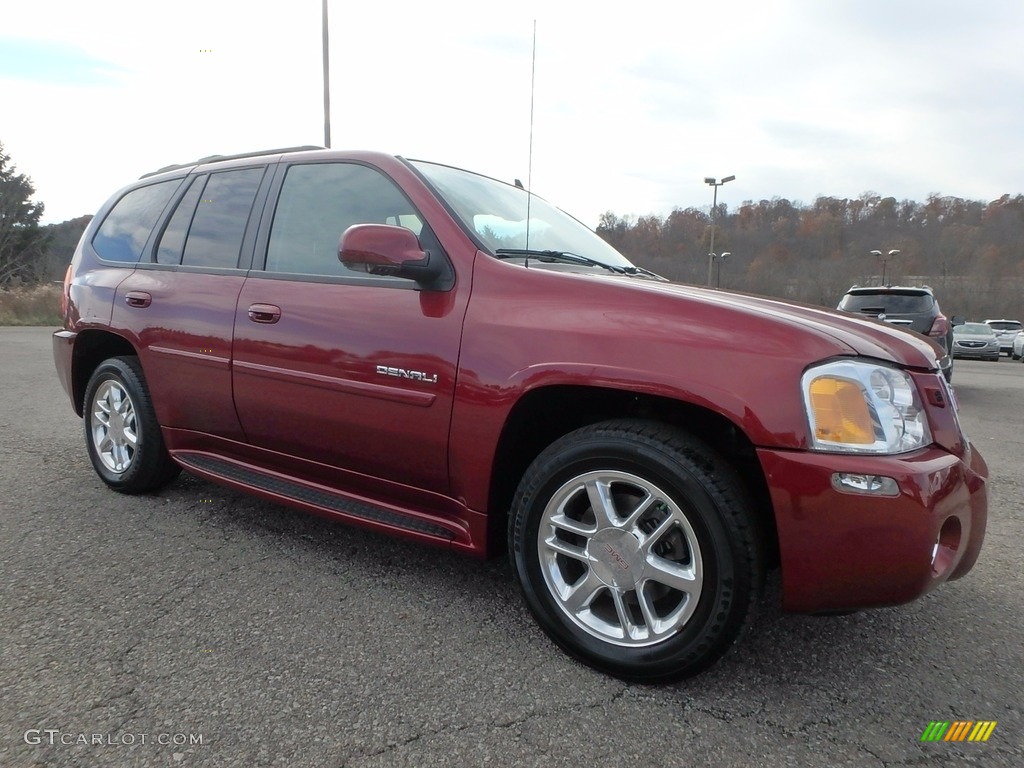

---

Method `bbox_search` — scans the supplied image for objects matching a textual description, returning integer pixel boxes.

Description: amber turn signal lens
[808,377,874,445]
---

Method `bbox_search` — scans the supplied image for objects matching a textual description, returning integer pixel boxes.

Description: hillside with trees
[2,139,1022,319]
[37,215,92,282]
[597,193,1024,320]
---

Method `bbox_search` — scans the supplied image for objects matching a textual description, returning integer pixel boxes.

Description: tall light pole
[871,249,900,285]
[705,175,735,286]
[322,0,331,148]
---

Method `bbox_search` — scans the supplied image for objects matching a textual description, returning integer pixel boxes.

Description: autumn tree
[596,189,1024,319]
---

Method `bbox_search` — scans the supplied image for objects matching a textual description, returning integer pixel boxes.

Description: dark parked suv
[54,148,987,681]
[837,285,954,381]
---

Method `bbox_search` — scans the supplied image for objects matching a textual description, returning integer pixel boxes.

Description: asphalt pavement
[1,326,1021,767]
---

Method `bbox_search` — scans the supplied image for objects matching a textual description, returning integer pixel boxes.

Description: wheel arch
[486,385,779,565]
[70,329,139,416]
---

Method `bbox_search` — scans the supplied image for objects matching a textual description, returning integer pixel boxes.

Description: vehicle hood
[621,279,942,371]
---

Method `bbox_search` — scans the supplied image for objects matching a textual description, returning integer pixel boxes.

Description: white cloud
[3,0,1024,225]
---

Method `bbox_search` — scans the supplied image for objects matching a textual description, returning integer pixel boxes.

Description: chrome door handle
[247,303,281,324]
[124,291,152,308]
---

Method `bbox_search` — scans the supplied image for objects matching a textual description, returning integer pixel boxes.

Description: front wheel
[83,357,181,494]
[509,420,764,682]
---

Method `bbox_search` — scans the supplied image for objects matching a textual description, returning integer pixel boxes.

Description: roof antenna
[524,20,537,263]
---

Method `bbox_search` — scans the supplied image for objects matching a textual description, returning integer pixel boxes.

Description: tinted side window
[180,168,264,269]
[266,163,423,276]
[156,176,205,265]
[92,179,181,262]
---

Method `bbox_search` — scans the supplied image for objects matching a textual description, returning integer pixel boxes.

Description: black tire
[508,420,764,682]
[82,356,181,494]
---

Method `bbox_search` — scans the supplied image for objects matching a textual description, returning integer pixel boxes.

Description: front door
[231,161,469,495]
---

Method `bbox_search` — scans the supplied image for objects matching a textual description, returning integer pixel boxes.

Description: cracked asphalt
[1,326,1021,767]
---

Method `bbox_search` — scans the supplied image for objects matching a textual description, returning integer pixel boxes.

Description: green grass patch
[0,284,62,326]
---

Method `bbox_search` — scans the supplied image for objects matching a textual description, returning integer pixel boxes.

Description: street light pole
[717,252,731,288]
[322,0,331,148]
[705,175,735,286]
[871,249,900,285]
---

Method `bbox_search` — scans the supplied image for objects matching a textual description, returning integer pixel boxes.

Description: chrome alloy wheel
[89,379,139,474]
[537,470,703,647]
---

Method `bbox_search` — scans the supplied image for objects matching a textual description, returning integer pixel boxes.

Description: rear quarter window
[92,179,182,263]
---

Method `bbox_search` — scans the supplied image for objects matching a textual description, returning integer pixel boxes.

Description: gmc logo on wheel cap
[605,543,630,571]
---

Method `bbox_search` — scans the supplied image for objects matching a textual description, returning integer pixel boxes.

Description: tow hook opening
[930,517,962,578]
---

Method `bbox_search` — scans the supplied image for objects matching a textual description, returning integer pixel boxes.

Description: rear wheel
[83,357,180,493]
[509,420,764,681]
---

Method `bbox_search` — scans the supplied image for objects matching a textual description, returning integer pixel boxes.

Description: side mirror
[339,224,445,286]
[951,316,964,326]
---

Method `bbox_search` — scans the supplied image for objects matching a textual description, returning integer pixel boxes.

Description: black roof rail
[141,145,325,178]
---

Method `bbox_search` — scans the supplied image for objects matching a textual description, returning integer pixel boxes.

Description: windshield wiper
[494,249,664,280]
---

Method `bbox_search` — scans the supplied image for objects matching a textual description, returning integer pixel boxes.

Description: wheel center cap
[108,407,125,442]
[588,529,644,589]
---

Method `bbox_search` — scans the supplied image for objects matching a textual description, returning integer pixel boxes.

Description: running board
[175,452,456,541]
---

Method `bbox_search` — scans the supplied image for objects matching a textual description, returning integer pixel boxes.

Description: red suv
[53,148,988,681]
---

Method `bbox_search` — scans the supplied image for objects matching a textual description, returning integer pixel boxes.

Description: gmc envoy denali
[53,147,988,681]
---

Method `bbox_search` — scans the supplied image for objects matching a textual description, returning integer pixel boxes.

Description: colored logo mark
[921,721,997,742]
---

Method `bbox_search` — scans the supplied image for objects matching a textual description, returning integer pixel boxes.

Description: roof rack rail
[141,145,325,178]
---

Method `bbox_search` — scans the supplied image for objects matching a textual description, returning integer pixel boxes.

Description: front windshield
[410,160,635,269]
[956,323,994,335]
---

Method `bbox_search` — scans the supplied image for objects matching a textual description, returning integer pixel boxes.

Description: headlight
[801,360,932,453]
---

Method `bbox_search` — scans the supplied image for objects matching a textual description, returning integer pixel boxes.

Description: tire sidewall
[82,358,162,492]
[511,430,750,680]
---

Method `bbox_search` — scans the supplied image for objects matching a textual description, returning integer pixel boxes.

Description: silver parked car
[953,322,1001,361]
[984,319,1023,356]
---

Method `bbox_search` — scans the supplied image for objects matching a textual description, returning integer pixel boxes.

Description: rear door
[112,165,268,441]
[231,160,470,495]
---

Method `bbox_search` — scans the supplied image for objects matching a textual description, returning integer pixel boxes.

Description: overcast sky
[3,0,1023,226]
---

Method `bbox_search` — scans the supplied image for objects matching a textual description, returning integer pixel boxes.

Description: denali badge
[376,365,438,384]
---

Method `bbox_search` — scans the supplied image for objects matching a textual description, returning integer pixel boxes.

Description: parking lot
[2,326,1021,767]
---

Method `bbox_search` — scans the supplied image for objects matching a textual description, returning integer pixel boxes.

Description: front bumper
[759,443,987,613]
[953,342,1000,358]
